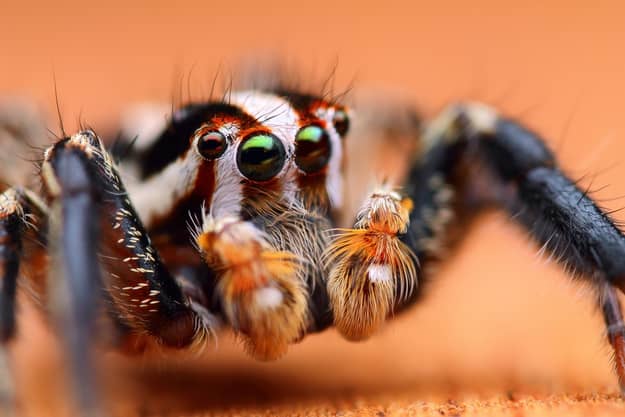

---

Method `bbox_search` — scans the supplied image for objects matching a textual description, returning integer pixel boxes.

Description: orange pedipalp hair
[195,218,308,360]
[325,192,418,340]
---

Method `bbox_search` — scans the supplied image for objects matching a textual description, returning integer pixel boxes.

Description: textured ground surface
[3,1,625,416]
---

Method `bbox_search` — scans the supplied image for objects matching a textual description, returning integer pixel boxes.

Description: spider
[1,81,625,415]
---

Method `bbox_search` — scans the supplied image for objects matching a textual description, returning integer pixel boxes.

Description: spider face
[117,90,354,359]
[174,92,348,216]
[3,84,625,415]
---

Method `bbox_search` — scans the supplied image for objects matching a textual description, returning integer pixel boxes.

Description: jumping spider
[1,82,625,415]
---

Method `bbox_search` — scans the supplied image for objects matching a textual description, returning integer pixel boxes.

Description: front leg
[41,131,203,414]
[445,103,625,393]
[43,131,200,347]
[0,187,48,413]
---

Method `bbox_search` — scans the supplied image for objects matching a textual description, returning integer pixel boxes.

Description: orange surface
[3,1,625,416]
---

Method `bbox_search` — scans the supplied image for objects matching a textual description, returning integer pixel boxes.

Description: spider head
[185,91,350,221]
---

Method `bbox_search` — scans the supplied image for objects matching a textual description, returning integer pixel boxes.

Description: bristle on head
[325,188,417,340]
[196,215,307,360]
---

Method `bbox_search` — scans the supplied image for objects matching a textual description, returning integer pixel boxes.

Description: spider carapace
[1,87,625,413]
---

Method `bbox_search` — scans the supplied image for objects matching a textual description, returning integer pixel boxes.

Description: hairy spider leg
[0,188,49,341]
[0,187,48,413]
[40,131,201,415]
[401,103,625,394]
[42,139,106,415]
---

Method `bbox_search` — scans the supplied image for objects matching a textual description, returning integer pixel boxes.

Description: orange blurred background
[3,1,625,416]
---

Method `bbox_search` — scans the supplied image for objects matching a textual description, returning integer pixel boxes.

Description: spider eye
[196,130,227,160]
[295,125,332,173]
[333,108,350,137]
[237,132,286,182]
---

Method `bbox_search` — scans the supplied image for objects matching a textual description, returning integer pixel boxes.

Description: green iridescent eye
[333,108,350,137]
[294,125,331,174]
[196,130,227,160]
[236,132,286,181]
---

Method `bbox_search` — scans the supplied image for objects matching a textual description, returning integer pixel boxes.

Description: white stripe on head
[317,106,345,209]
[127,151,203,226]
[211,136,243,218]
[210,91,301,217]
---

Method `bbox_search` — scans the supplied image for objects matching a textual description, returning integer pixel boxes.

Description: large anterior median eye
[196,130,227,160]
[295,125,332,173]
[237,132,286,181]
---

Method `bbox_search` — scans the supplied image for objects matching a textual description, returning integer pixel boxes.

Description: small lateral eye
[237,132,286,182]
[295,125,332,174]
[333,108,350,137]
[196,130,227,160]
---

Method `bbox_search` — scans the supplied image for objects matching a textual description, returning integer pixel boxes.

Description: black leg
[399,103,625,393]
[42,132,202,345]
[0,187,48,341]
[0,187,48,414]
[44,143,104,415]
[0,195,23,345]
[41,131,202,414]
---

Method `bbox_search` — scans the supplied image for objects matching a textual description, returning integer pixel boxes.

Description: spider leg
[0,187,48,413]
[0,187,48,338]
[40,131,202,414]
[402,103,625,393]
